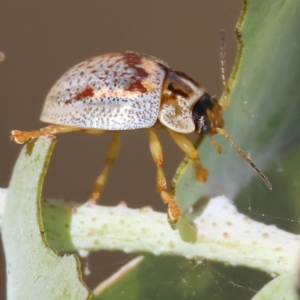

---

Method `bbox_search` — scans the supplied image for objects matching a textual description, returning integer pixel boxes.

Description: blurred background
[0,1,242,298]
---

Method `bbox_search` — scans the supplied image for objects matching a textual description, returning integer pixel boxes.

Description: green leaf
[92,256,274,300]
[92,255,213,300]
[252,273,298,300]
[2,137,91,300]
[172,0,300,216]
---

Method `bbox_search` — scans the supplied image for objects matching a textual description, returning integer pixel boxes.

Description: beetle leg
[147,128,181,224]
[10,125,81,144]
[88,132,120,203]
[209,136,222,154]
[168,129,209,182]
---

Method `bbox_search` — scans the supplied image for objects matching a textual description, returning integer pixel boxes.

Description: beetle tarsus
[194,163,209,182]
[10,130,30,144]
[167,202,181,225]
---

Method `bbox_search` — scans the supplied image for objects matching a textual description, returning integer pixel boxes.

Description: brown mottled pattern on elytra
[159,71,206,134]
[40,52,166,130]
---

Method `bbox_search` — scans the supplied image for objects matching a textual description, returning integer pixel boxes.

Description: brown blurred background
[0,1,241,297]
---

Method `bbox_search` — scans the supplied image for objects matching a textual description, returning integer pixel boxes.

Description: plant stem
[0,188,298,276]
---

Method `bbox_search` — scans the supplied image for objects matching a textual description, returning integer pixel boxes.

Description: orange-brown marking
[75,86,94,101]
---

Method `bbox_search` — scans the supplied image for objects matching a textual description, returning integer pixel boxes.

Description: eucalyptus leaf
[252,273,298,300]
[92,256,274,300]
[92,255,211,300]
[2,137,91,300]
[173,0,300,214]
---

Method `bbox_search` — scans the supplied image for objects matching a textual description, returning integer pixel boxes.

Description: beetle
[11,51,271,224]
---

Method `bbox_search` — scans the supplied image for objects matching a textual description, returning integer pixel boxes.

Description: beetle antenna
[220,29,226,90]
[220,29,230,108]
[216,128,272,190]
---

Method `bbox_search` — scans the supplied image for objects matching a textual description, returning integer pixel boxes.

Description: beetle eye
[192,93,213,135]
[198,116,211,135]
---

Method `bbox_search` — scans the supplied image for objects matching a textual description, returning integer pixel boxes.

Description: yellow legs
[88,132,120,202]
[168,129,209,182]
[10,125,121,203]
[148,129,212,224]
[148,128,180,224]
[10,125,81,144]
[11,125,212,224]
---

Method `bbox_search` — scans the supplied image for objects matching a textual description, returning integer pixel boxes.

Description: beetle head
[192,93,224,135]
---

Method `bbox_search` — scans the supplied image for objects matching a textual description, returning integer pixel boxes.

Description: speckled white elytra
[11,51,271,224]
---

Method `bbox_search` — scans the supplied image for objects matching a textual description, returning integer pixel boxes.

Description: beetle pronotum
[11,52,271,224]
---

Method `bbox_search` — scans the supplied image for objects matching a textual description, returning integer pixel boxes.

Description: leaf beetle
[11,51,271,224]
